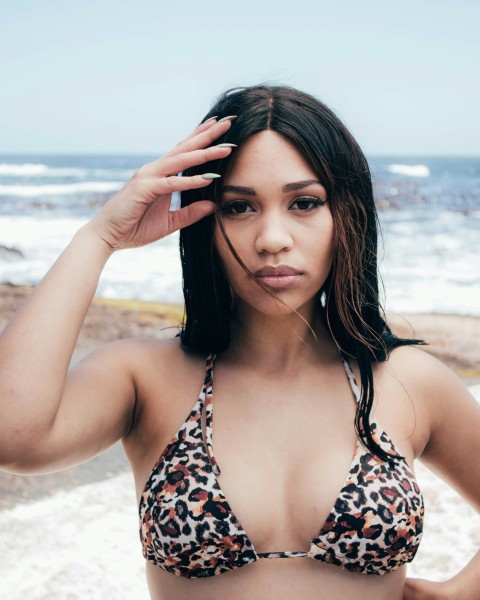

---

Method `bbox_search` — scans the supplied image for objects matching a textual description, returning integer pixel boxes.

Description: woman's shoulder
[124,341,214,468]
[101,334,207,381]
[378,344,470,422]
[377,345,477,454]
[383,343,461,397]
[384,345,480,509]
[79,335,208,411]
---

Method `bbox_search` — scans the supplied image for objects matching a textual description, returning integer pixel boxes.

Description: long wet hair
[179,85,424,460]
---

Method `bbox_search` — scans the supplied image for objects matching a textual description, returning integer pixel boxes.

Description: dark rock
[0,245,25,261]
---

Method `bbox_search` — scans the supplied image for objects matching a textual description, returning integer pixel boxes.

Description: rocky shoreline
[1,282,479,374]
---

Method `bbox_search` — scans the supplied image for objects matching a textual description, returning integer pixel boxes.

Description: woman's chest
[130,358,422,570]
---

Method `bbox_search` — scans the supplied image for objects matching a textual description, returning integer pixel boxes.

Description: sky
[1,0,479,155]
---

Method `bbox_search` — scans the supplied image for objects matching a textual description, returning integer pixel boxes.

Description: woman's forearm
[0,223,113,462]
[448,549,480,599]
[0,118,232,467]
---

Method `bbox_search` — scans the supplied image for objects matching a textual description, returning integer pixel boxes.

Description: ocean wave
[0,163,88,177]
[387,164,430,178]
[0,182,123,197]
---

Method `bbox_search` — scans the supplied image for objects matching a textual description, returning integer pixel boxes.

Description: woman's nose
[254,213,294,255]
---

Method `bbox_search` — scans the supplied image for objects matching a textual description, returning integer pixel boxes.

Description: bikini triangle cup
[139,354,424,578]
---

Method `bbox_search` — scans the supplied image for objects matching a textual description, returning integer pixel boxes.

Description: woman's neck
[225,302,338,371]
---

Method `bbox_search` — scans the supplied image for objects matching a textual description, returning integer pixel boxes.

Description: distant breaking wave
[387,164,430,178]
[0,163,134,179]
[0,163,88,177]
[0,182,123,197]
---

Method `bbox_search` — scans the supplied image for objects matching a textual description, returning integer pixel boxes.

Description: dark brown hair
[179,85,424,460]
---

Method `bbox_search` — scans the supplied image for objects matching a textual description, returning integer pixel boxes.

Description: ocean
[0,155,479,315]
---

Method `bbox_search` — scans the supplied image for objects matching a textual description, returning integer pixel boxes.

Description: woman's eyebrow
[221,180,323,196]
[283,179,323,192]
[221,185,256,196]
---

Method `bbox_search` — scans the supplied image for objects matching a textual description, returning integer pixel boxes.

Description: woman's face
[214,130,335,318]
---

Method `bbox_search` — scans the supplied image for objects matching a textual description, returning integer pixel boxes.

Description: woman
[0,85,478,599]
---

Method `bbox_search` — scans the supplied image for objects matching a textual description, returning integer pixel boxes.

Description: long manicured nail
[204,116,218,124]
[218,115,238,122]
[201,173,222,180]
[216,143,237,148]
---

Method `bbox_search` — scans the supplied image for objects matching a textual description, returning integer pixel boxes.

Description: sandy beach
[0,283,479,598]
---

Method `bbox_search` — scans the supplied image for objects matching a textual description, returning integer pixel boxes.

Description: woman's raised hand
[89,117,235,250]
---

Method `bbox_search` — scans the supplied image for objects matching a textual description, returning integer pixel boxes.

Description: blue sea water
[0,155,479,315]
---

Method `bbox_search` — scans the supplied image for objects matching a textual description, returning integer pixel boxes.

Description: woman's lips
[254,266,303,289]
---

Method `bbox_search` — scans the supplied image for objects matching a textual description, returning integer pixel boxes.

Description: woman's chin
[233,294,319,321]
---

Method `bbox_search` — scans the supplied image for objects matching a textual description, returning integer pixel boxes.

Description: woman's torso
[122,339,428,600]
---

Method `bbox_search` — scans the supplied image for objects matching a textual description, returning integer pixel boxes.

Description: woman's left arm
[402,351,480,599]
[404,553,480,599]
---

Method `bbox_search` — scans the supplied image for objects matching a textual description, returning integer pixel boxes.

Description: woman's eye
[290,196,326,211]
[221,201,253,215]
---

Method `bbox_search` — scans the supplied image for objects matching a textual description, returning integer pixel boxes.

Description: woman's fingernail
[201,173,222,180]
[218,115,238,122]
[216,143,237,148]
[204,116,218,124]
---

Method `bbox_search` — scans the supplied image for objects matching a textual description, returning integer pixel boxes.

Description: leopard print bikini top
[139,354,424,578]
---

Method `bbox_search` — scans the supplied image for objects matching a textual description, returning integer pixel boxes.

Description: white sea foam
[0,387,478,598]
[0,216,183,302]
[0,472,149,599]
[387,164,430,177]
[379,210,480,316]
[0,181,123,196]
[0,163,89,177]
